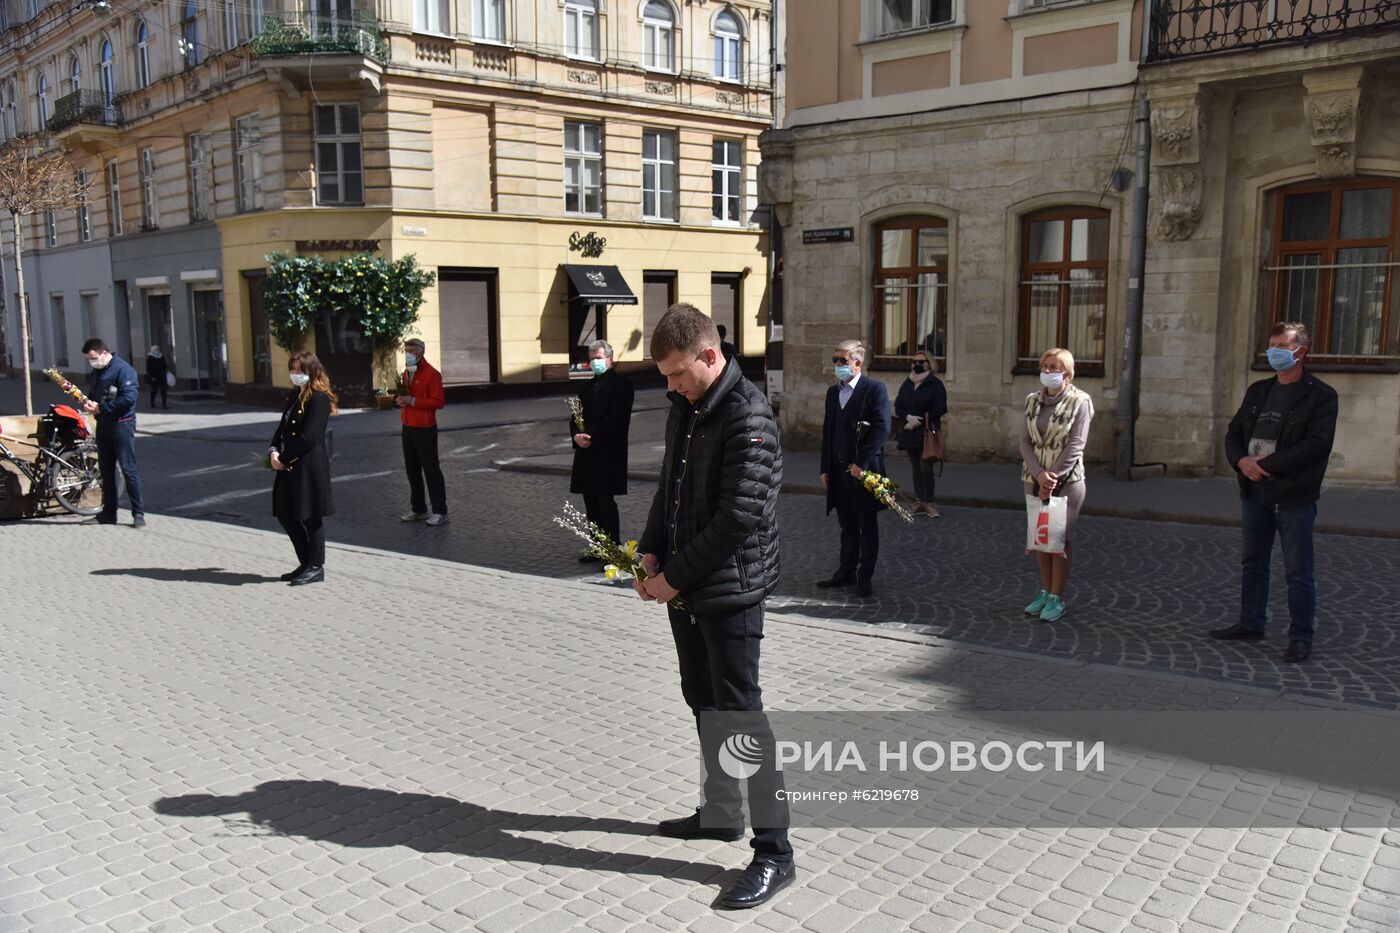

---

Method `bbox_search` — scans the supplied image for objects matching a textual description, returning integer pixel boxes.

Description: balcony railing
[249,12,388,62]
[46,89,121,133]
[1147,0,1400,62]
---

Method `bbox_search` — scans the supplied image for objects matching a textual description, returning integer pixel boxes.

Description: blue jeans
[96,419,144,519]
[1239,489,1317,645]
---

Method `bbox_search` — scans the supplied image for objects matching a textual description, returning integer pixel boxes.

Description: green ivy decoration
[263,252,436,356]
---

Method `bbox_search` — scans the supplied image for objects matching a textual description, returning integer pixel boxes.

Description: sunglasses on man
[832,356,850,365]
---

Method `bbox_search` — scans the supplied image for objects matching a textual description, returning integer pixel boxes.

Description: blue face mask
[404,352,418,367]
[834,364,854,382]
[590,358,608,375]
[1266,346,1299,372]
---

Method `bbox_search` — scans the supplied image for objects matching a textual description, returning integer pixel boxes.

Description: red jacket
[401,360,445,427]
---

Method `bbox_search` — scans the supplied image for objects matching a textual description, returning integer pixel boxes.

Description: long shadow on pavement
[91,567,280,586]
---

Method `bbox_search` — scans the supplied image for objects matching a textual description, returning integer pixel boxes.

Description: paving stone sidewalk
[4,516,1400,932]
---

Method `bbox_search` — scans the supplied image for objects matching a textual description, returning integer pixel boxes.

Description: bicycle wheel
[48,444,103,516]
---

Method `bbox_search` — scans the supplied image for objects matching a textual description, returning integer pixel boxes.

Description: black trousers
[905,448,936,503]
[149,382,168,409]
[96,419,144,520]
[278,515,325,568]
[582,494,620,545]
[833,477,879,582]
[402,426,447,515]
[668,602,792,860]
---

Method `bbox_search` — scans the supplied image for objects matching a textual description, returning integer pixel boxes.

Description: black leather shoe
[656,808,744,842]
[718,857,795,910]
[1283,641,1312,663]
[279,565,307,582]
[1208,623,1266,641]
[856,579,874,598]
[289,566,324,586]
[815,575,856,588]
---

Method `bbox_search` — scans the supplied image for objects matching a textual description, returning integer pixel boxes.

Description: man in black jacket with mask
[636,303,793,910]
[1213,321,1338,662]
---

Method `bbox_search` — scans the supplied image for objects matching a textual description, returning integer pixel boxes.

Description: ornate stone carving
[567,69,599,85]
[183,72,200,96]
[1303,83,1363,179]
[416,40,452,64]
[716,90,743,106]
[644,81,674,96]
[473,46,510,72]
[1155,168,1202,242]
[1150,98,1203,166]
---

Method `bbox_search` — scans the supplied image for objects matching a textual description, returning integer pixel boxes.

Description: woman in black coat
[893,348,948,517]
[145,345,170,410]
[269,351,337,586]
[570,340,635,556]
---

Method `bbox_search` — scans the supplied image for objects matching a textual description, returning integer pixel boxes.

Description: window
[250,0,265,36]
[188,133,210,221]
[106,160,122,236]
[36,72,48,128]
[76,170,91,242]
[415,0,448,34]
[43,209,57,248]
[1018,208,1109,374]
[224,0,241,46]
[642,271,677,359]
[1266,179,1400,363]
[139,148,158,229]
[714,9,742,81]
[136,22,151,88]
[235,114,263,211]
[879,0,955,35]
[473,0,504,41]
[874,216,949,365]
[181,0,201,68]
[99,40,115,105]
[564,0,598,59]
[711,139,742,224]
[50,294,68,366]
[65,55,80,98]
[564,121,603,215]
[1,81,15,140]
[643,0,675,71]
[642,130,676,221]
[314,104,363,205]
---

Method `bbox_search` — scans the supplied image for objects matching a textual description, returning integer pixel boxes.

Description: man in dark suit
[818,339,890,598]
[571,339,634,553]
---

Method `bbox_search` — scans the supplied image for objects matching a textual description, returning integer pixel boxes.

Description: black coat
[570,368,635,496]
[1224,370,1338,507]
[145,354,169,387]
[820,376,891,515]
[639,359,781,616]
[893,375,948,451]
[271,390,334,521]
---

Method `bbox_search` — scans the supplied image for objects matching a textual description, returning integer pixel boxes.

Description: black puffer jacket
[639,358,782,616]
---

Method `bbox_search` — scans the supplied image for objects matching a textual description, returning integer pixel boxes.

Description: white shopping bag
[1025,495,1068,556]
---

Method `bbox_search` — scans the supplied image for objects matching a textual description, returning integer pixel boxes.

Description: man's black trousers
[401,425,447,516]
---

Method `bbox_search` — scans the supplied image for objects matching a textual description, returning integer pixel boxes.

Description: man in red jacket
[396,338,448,526]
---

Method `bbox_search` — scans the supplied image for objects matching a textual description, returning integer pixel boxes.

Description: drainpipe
[1115,94,1151,480]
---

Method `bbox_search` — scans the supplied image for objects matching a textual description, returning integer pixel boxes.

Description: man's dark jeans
[668,602,792,860]
[1240,487,1317,645]
[96,419,143,520]
[401,425,447,515]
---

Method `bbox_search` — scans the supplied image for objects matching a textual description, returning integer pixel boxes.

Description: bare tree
[0,135,89,415]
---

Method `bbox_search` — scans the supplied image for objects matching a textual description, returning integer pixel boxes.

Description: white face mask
[1040,371,1066,390]
[88,354,111,370]
[290,372,311,387]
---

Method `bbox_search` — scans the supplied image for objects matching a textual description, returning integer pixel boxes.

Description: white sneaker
[400,511,428,522]
[426,513,449,527]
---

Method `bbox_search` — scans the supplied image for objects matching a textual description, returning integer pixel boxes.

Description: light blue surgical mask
[1266,346,1300,372]
[404,352,418,368]
[290,372,310,387]
[1040,371,1065,391]
[590,358,608,375]
[834,364,854,382]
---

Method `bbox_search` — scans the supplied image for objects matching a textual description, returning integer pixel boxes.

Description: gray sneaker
[400,511,428,522]
[426,513,449,527]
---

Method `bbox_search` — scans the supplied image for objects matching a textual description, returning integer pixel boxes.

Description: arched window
[874,215,949,366]
[99,40,115,105]
[3,82,16,138]
[136,21,151,88]
[65,55,81,97]
[182,0,201,68]
[642,0,675,72]
[565,0,598,60]
[713,8,742,82]
[36,72,49,128]
[1018,207,1109,374]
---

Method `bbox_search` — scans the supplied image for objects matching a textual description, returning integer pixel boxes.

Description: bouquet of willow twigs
[566,395,585,432]
[252,451,273,470]
[859,470,915,523]
[43,367,92,406]
[553,502,685,609]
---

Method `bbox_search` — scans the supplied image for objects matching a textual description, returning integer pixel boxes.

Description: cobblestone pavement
[5,516,1400,932]
[122,409,1400,710]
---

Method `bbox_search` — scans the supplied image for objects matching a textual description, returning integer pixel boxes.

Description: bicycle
[0,406,103,516]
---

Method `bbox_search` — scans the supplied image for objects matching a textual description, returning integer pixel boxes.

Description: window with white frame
[879,0,955,36]
[314,104,363,205]
[77,170,91,242]
[64,55,80,98]
[250,0,265,35]
[472,0,504,41]
[642,129,676,221]
[714,9,742,81]
[711,139,742,224]
[564,121,603,215]
[181,0,201,68]
[43,209,57,247]
[106,159,123,236]
[1,81,14,140]
[235,114,263,212]
[565,0,598,59]
[36,72,48,128]
[139,147,158,229]
[99,39,115,104]
[136,22,151,88]
[224,0,241,46]
[415,0,449,34]
[642,1,675,71]
[188,132,210,221]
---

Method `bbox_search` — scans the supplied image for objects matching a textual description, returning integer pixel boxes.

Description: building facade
[760,0,1400,483]
[1,0,775,400]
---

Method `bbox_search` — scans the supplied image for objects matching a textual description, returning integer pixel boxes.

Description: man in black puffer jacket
[636,304,794,911]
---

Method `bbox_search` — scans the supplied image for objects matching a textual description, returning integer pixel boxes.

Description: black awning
[562,264,638,305]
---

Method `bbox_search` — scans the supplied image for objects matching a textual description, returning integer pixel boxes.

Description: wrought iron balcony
[1147,0,1400,62]
[46,89,121,133]
[249,12,388,62]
